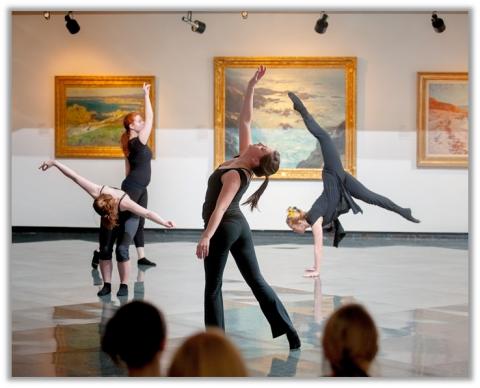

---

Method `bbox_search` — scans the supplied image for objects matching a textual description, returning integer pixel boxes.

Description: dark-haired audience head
[93,193,118,230]
[322,303,378,377]
[242,143,280,211]
[168,328,248,377]
[101,301,166,376]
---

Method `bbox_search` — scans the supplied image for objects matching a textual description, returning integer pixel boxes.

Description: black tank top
[202,167,252,223]
[124,137,152,187]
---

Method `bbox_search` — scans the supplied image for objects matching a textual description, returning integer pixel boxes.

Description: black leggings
[121,182,148,248]
[204,214,295,338]
[299,103,412,220]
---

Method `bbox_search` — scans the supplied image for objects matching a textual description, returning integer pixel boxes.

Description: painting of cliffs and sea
[417,72,468,167]
[214,57,357,180]
[55,76,155,158]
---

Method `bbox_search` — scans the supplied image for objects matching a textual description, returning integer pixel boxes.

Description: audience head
[168,328,248,377]
[101,301,166,372]
[322,303,378,377]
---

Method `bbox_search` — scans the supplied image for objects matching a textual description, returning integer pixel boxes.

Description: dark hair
[322,303,378,377]
[101,301,167,369]
[120,112,140,157]
[93,193,118,230]
[242,150,280,211]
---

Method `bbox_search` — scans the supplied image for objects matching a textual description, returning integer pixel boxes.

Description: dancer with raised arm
[197,66,300,350]
[39,160,174,296]
[92,83,156,270]
[286,92,420,278]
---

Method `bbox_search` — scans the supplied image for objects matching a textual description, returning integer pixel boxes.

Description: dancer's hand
[143,83,151,95]
[162,220,175,228]
[39,160,55,171]
[247,65,266,89]
[196,235,210,259]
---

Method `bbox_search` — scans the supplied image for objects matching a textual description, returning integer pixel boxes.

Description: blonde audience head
[168,328,248,377]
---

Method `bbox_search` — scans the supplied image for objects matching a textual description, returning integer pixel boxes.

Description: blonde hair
[93,193,119,230]
[168,328,248,377]
[286,206,306,227]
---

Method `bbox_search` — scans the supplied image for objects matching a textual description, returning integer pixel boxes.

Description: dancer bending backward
[196,66,300,350]
[286,92,420,278]
[92,83,156,269]
[39,160,174,296]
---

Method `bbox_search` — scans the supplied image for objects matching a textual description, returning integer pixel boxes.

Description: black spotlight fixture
[315,12,329,34]
[431,12,446,33]
[181,11,206,34]
[65,11,80,34]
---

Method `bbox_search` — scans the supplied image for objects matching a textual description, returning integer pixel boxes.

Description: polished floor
[11,232,469,377]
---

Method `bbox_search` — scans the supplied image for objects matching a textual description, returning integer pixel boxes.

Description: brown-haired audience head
[167,328,248,377]
[93,193,118,230]
[322,303,378,377]
[101,301,167,374]
[120,112,143,157]
[242,143,280,211]
[286,206,310,234]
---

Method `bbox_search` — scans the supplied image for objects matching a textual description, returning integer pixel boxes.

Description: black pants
[203,214,295,338]
[98,224,118,261]
[299,102,412,220]
[113,181,148,262]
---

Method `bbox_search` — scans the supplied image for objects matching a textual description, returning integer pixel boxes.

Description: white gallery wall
[11,11,469,232]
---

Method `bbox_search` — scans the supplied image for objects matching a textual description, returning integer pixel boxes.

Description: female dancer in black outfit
[197,67,300,350]
[92,83,156,270]
[38,160,174,296]
[286,92,420,278]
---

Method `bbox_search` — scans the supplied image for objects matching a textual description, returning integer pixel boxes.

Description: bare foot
[303,271,320,278]
[305,267,317,272]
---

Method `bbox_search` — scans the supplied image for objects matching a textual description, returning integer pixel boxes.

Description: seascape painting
[214,57,357,180]
[417,72,468,168]
[55,76,155,158]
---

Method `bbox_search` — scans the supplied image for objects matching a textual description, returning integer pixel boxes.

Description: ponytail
[242,177,269,211]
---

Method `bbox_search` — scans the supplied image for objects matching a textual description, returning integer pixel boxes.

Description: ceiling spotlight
[315,12,329,34]
[65,11,80,34]
[181,11,206,34]
[43,11,50,20]
[431,12,446,33]
[241,11,248,20]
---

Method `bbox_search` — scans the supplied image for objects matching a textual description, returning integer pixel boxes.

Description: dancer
[92,82,155,269]
[196,66,301,350]
[286,92,420,278]
[39,160,174,296]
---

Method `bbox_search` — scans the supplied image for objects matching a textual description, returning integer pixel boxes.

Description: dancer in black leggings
[92,83,155,270]
[286,92,420,278]
[38,160,175,296]
[197,66,300,350]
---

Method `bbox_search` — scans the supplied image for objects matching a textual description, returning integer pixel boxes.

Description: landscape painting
[417,72,468,167]
[55,76,155,158]
[214,57,357,180]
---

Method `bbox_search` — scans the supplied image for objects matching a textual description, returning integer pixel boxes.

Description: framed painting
[214,57,357,180]
[55,76,156,158]
[417,72,468,167]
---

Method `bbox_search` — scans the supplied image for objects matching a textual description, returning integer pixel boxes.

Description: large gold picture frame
[55,76,156,158]
[214,57,357,180]
[417,72,468,168]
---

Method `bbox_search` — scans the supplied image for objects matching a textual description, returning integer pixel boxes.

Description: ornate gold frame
[214,57,357,180]
[417,72,468,168]
[55,76,156,158]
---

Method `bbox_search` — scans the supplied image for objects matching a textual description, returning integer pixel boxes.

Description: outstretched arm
[196,170,241,259]
[304,217,323,278]
[39,160,101,199]
[120,197,175,228]
[138,83,153,145]
[238,66,266,153]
